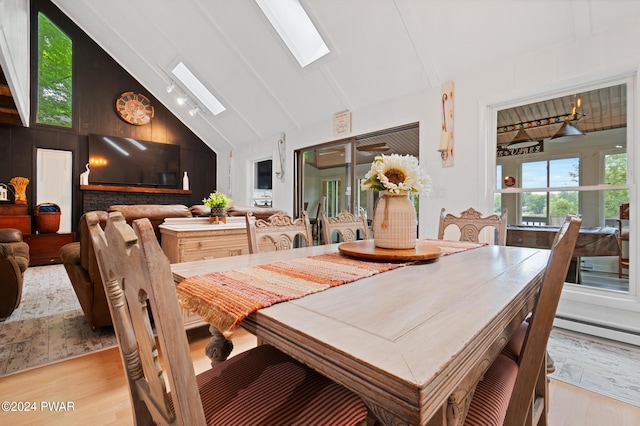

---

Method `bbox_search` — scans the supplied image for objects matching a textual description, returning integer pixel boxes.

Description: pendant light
[551,121,585,139]
[508,128,538,149]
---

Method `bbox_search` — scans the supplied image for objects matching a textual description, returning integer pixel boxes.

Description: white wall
[234,19,640,342]
[236,23,640,237]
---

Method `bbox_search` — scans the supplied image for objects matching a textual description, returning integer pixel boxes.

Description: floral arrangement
[361,154,430,195]
[202,190,232,208]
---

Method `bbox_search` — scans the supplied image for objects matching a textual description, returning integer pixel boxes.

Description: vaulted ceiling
[6,1,640,153]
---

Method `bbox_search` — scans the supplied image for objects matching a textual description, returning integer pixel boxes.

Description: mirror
[36,148,73,233]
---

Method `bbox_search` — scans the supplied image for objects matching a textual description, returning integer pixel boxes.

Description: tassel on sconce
[275,133,286,181]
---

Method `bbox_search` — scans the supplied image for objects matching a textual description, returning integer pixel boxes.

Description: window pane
[604,153,627,185]
[549,158,579,187]
[522,161,547,188]
[37,12,72,127]
[549,191,578,225]
[521,192,548,225]
[606,189,630,219]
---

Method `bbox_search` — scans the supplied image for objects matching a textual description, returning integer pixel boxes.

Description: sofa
[0,228,30,319]
[59,203,280,330]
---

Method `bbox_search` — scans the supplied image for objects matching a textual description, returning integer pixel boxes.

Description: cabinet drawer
[24,232,75,266]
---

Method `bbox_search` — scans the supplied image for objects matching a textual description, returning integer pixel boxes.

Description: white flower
[361,154,431,194]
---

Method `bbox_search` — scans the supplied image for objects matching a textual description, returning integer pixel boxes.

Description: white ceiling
[49,0,640,154]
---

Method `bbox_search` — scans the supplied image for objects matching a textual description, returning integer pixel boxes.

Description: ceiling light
[508,140,539,149]
[506,128,539,149]
[255,0,330,67]
[176,95,188,106]
[166,82,176,93]
[551,122,585,139]
[171,62,226,115]
[189,106,200,116]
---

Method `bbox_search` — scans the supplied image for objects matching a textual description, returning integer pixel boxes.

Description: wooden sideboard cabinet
[160,217,266,329]
[159,217,261,263]
[23,232,75,266]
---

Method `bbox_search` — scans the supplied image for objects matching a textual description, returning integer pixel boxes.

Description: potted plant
[202,190,232,218]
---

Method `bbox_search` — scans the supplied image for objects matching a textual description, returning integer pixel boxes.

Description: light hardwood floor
[0,327,638,426]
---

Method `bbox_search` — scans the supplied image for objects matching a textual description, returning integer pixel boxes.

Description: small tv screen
[88,134,181,187]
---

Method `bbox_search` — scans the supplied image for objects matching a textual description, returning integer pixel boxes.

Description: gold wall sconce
[437,81,454,167]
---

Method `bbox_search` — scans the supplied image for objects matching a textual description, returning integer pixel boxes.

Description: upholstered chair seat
[169,344,368,425]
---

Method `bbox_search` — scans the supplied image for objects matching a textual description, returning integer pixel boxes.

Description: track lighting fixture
[189,106,200,116]
[166,81,176,93]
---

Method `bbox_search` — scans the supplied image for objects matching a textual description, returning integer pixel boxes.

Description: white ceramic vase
[372,191,417,249]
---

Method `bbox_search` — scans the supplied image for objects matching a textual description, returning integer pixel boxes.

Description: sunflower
[361,154,430,194]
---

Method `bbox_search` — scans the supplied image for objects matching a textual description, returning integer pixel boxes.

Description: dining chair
[438,207,508,245]
[320,210,370,244]
[245,210,313,253]
[86,211,368,426]
[463,213,582,426]
[617,202,630,278]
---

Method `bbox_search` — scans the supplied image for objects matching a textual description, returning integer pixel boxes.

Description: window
[37,12,73,127]
[253,159,273,207]
[521,158,579,226]
[604,152,629,219]
[255,160,272,190]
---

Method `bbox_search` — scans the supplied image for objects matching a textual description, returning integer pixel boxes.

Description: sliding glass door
[294,123,419,242]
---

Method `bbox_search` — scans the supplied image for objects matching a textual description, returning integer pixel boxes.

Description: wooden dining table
[171,242,550,426]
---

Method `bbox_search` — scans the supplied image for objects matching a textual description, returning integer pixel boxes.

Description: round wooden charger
[338,240,442,261]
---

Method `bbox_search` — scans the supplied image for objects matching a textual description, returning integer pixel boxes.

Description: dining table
[170,240,550,426]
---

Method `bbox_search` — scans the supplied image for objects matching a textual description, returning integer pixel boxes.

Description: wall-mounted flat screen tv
[88,134,181,187]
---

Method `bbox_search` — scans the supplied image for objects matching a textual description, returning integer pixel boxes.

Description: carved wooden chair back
[438,207,508,245]
[617,202,630,278]
[245,210,313,253]
[321,210,370,244]
[86,211,206,425]
[87,211,368,426]
[464,214,582,426]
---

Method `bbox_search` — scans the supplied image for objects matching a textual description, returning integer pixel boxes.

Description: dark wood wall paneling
[0,0,217,233]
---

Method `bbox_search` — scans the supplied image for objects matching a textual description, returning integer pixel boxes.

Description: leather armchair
[0,228,30,319]
[59,211,111,331]
[59,205,195,330]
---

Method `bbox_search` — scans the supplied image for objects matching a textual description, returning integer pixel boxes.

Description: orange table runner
[176,239,485,335]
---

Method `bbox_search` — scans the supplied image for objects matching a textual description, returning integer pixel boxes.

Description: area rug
[0,264,116,377]
[548,327,640,407]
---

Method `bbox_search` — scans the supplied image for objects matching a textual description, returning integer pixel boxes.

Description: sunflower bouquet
[360,154,430,195]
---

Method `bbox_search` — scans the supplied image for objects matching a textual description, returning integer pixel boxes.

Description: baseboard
[554,316,640,346]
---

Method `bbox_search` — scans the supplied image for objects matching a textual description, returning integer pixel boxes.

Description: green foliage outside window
[604,153,629,218]
[37,12,72,127]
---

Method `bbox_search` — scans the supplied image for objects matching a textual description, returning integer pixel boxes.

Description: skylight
[255,0,330,67]
[171,62,226,115]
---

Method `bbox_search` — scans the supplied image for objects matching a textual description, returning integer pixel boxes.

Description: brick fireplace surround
[81,185,191,213]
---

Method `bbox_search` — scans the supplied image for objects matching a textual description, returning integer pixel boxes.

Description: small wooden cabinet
[23,232,75,266]
[160,217,264,329]
[0,204,31,235]
[160,217,261,263]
